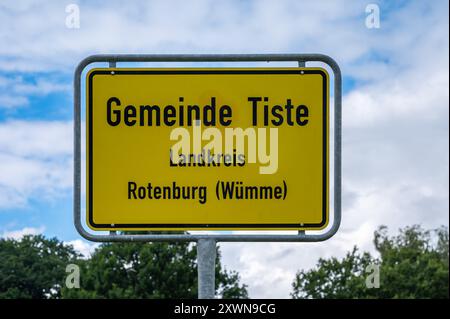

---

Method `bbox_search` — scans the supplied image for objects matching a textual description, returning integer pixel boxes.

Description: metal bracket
[74,54,342,243]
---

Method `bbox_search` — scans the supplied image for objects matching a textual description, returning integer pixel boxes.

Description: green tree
[62,241,248,299]
[291,225,449,299]
[0,235,80,299]
[1,234,247,299]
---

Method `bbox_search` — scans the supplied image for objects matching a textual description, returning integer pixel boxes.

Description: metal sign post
[197,239,217,299]
[73,54,342,299]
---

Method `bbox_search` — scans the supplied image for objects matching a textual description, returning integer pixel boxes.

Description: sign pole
[197,238,217,299]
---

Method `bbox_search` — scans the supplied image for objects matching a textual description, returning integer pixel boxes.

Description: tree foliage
[291,225,449,299]
[0,235,247,299]
[0,235,79,299]
[62,241,248,299]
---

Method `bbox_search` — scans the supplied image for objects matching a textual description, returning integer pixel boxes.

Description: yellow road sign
[86,67,329,230]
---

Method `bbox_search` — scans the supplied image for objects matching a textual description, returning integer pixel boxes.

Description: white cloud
[0,75,70,109]
[344,68,448,128]
[65,239,99,258]
[12,78,70,96]
[0,1,409,74]
[0,120,72,157]
[0,120,72,208]
[0,227,98,258]
[0,95,29,109]
[1,226,45,240]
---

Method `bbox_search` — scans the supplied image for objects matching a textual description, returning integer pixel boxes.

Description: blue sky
[0,0,448,298]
